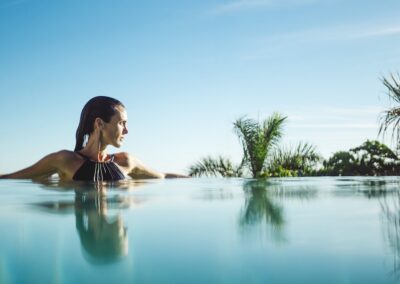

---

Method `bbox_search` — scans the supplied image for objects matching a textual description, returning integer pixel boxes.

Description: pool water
[1,177,400,283]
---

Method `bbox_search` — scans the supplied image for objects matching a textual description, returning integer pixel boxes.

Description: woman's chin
[113,142,122,148]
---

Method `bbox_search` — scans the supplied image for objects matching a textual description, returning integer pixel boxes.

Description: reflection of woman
[74,189,128,264]
[34,184,134,264]
[0,96,187,181]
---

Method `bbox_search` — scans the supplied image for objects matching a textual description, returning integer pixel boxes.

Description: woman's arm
[123,154,188,179]
[0,151,62,180]
[164,173,190,178]
[127,155,165,179]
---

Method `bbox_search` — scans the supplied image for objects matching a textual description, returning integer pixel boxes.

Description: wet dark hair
[75,96,125,152]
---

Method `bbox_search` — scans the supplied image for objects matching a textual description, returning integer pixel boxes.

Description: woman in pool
[0,96,186,181]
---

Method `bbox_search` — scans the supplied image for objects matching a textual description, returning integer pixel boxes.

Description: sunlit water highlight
[1,177,400,284]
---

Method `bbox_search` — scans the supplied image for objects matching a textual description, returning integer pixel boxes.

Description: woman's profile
[0,96,186,181]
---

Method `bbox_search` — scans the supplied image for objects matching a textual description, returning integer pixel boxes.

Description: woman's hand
[164,173,190,178]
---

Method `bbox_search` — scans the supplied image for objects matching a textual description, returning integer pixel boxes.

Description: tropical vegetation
[189,74,400,178]
[266,142,321,177]
[189,114,321,178]
[322,140,400,176]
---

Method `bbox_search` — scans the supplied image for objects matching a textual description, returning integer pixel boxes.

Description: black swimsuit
[72,152,126,182]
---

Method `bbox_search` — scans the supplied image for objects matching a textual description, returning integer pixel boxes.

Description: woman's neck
[80,136,108,162]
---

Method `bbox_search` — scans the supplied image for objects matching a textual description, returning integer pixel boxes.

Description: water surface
[1,177,400,283]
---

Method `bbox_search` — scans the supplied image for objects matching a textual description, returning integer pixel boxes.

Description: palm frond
[262,113,287,153]
[233,117,260,176]
[383,73,400,103]
[294,142,321,163]
[188,156,242,177]
[379,73,400,146]
[267,142,321,175]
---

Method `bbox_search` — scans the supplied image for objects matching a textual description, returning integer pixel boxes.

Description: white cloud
[316,106,381,115]
[354,26,400,38]
[263,22,400,44]
[286,106,381,122]
[291,123,378,129]
[240,21,400,60]
[285,106,381,130]
[2,0,30,7]
[210,0,322,14]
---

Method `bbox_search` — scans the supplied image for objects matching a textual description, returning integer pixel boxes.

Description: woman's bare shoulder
[113,152,135,168]
[53,150,79,159]
[0,150,82,180]
[50,150,84,165]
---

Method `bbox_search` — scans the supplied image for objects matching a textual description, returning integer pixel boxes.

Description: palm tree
[380,73,400,149]
[233,113,287,178]
[188,113,287,178]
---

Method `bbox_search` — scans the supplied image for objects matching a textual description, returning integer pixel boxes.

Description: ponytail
[74,128,85,152]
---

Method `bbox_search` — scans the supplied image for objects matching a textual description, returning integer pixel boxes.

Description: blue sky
[0,0,399,174]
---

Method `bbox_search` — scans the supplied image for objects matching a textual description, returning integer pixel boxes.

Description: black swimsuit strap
[76,151,116,163]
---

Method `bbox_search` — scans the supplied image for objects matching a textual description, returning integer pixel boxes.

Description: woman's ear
[94,117,104,129]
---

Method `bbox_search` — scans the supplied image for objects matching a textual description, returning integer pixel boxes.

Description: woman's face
[102,106,128,148]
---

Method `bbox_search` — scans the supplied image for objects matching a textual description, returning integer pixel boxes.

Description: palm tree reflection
[380,192,400,278]
[240,180,284,227]
[239,179,318,242]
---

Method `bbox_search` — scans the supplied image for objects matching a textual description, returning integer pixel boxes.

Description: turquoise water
[1,177,400,284]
